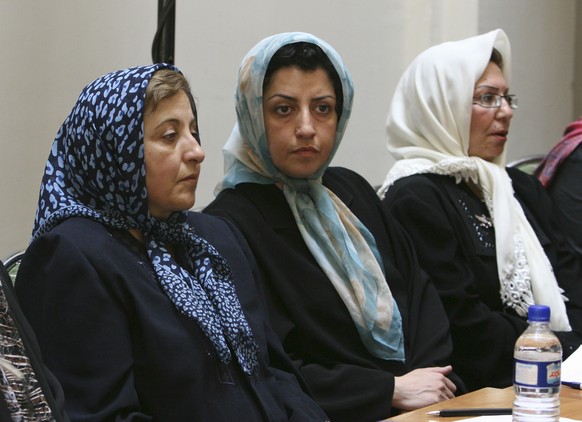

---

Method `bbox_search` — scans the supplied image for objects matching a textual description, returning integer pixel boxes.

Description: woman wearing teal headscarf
[205,32,463,421]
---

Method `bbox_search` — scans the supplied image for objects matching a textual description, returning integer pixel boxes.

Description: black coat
[382,167,582,391]
[204,167,462,422]
[547,143,582,257]
[15,213,328,421]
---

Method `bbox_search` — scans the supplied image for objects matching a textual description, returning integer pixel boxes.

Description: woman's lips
[294,146,319,156]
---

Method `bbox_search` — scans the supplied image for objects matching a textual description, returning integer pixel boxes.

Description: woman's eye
[316,104,331,113]
[481,94,496,105]
[275,105,292,115]
[162,131,177,141]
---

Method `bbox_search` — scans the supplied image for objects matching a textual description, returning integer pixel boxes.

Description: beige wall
[478,0,577,161]
[0,0,578,259]
[0,1,156,259]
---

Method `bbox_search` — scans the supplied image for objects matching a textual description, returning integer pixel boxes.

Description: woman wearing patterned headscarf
[204,32,463,422]
[379,29,582,391]
[15,64,328,421]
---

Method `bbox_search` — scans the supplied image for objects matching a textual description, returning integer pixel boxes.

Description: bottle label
[514,358,561,387]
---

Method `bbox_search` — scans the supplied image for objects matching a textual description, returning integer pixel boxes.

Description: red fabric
[536,116,582,187]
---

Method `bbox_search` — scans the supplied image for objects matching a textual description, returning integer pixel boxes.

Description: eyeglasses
[473,93,518,109]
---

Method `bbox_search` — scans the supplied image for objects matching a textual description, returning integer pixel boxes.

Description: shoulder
[323,166,379,202]
[16,218,147,310]
[506,168,555,226]
[187,211,255,265]
[506,167,545,198]
[551,143,582,182]
[34,217,118,254]
[24,218,145,277]
[206,184,277,211]
[383,173,450,201]
[323,166,369,187]
[187,210,230,233]
[568,142,582,162]
[204,184,290,229]
[392,173,444,188]
[507,166,539,184]
[47,216,109,236]
[187,211,243,245]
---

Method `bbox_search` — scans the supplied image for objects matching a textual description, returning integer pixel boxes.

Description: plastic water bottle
[512,305,562,421]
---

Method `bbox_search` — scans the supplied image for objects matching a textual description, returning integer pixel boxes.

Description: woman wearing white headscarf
[379,29,582,391]
[205,32,464,422]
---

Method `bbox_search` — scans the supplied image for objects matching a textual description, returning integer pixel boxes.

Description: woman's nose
[296,109,316,138]
[496,98,514,119]
[185,134,205,163]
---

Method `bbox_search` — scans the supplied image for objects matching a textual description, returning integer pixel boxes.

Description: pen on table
[426,408,512,417]
[562,381,582,389]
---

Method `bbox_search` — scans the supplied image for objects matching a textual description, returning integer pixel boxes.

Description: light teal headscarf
[216,32,404,361]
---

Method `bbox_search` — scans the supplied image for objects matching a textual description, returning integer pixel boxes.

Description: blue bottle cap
[528,305,551,322]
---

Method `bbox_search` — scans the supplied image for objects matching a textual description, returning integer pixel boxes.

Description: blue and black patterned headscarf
[33,64,259,374]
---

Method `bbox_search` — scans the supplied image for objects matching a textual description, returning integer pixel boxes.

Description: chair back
[4,250,25,284]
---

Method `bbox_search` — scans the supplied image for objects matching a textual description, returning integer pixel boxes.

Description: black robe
[204,167,462,422]
[382,167,582,391]
[547,143,582,257]
[15,213,328,421]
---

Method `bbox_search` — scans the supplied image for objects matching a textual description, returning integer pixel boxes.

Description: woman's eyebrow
[153,117,196,131]
[264,93,335,102]
[312,94,336,101]
[474,84,500,91]
[154,118,180,130]
[265,93,295,102]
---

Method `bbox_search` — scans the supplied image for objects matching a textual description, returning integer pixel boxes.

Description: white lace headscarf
[216,32,405,361]
[378,29,570,331]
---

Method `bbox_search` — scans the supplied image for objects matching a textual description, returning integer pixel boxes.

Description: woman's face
[263,66,337,178]
[468,61,514,161]
[143,90,205,219]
